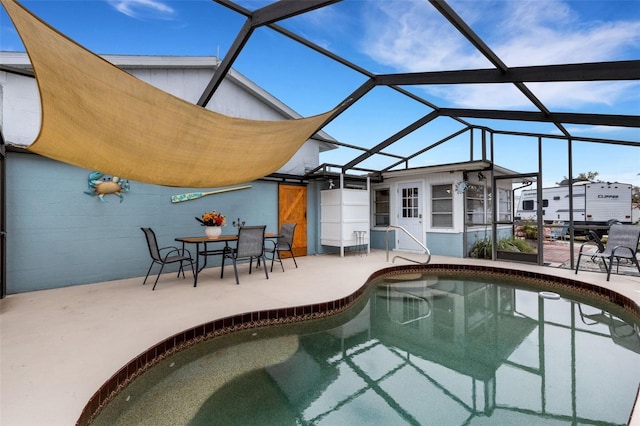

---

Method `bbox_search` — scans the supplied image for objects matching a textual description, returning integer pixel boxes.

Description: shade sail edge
[1,0,334,187]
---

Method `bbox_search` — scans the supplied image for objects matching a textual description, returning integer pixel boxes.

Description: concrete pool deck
[1,250,639,425]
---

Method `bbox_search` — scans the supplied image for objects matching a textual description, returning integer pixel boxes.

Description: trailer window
[543,199,549,207]
[522,200,534,211]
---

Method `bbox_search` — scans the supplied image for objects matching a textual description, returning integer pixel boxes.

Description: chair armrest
[160,246,192,260]
[578,241,597,253]
[610,245,636,259]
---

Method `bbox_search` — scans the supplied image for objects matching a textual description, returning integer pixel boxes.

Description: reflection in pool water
[94,274,640,425]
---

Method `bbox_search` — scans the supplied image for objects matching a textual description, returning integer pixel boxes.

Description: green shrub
[469,237,535,259]
[497,237,535,253]
[516,221,538,240]
[469,238,492,259]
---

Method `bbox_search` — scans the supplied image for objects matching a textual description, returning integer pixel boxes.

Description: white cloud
[360,0,640,110]
[106,0,175,20]
[361,0,490,71]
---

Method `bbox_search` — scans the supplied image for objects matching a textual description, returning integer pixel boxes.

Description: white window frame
[372,187,390,228]
[431,184,453,228]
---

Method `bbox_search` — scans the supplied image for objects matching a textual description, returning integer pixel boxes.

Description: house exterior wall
[5,151,278,292]
[370,168,514,258]
[5,151,325,293]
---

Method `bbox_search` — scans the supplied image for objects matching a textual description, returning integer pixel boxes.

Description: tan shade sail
[1,0,334,187]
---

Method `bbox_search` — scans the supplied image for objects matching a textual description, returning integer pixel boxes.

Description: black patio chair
[141,227,195,290]
[265,223,298,272]
[586,230,605,261]
[575,224,640,281]
[221,225,268,284]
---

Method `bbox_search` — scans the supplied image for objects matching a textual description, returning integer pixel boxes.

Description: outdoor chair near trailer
[575,224,640,281]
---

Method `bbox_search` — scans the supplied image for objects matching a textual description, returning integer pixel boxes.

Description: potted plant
[196,210,226,238]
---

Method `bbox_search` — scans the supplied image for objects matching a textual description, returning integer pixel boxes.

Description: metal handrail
[385,225,431,265]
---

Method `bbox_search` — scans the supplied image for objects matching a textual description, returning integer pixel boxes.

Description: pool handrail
[385,225,431,265]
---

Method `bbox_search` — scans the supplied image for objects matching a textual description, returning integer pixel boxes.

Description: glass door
[397,182,423,251]
[493,173,541,264]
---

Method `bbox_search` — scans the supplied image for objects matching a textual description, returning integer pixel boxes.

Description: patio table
[176,233,280,287]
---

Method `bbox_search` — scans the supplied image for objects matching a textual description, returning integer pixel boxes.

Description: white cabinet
[321,186,370,257]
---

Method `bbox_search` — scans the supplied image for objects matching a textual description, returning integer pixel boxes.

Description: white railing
[385,225,431,265]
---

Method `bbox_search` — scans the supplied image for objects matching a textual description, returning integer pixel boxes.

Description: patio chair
[575,224,640,281]
[550,221,568,241]
[141,227,195,290]
[221,225,268,284]
[265,223,298,272]
[585,230,606,261]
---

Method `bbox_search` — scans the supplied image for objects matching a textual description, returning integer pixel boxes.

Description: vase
[205,226,222,239]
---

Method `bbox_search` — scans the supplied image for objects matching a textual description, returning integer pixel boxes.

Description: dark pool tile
[213,319,224,331]
[78,396,98,425]
[195,324,206,338]
[185,328,194,341]
[116,367,128,388]
[98,382,110,407]
[202,321,213,334]
[264,309,278,321]
[173,332,186,347]
[143,347,155,365]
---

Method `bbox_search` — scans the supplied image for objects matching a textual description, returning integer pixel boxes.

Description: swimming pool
[80,265,640,425]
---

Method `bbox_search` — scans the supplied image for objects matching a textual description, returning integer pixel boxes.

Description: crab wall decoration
[84,171,130,202]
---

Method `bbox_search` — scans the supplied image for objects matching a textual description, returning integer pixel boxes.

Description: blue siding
[371,229,394,250]
[426,232,464,257]
[6,152,301,293]
[465,229,492,257]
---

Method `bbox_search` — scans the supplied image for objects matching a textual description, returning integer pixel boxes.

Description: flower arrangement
[196,210,226,227]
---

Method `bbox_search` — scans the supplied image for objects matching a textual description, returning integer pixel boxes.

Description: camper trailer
[516,181,633,231]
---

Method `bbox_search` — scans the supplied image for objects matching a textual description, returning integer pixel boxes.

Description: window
[432,184,453,227]
[465,184,485,225]
[373,188,390,227]
[522,200,534,211]
[401,187,419,218]
[542,199,549,207]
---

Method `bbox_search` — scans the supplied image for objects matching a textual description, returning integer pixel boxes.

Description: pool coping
[77,263,640,425]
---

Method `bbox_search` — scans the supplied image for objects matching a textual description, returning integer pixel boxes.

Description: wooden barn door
[278,184,307,257]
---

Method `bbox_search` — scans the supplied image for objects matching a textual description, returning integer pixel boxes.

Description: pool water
[94,274,640,425]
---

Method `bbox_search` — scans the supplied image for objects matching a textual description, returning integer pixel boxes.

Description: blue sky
[1,0,639,188]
